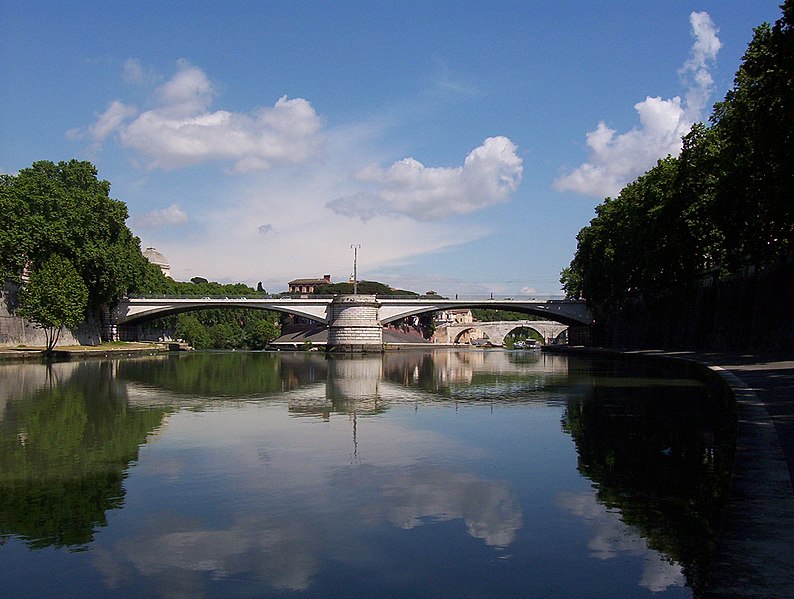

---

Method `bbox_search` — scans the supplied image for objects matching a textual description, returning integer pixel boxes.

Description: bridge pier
[327,295,384,352]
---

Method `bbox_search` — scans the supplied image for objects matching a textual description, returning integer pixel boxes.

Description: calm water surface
[0,350,735,598]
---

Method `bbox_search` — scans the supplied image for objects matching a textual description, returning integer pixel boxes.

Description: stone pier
[327,295,383,352]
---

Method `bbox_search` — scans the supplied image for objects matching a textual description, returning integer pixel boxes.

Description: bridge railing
[374,294,567,301]
[125,294,571,302]
[125,294,337,300]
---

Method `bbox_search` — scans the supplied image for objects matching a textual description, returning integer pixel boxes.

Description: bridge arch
[440,320,569,346]
[377,300,591,327]
[113,298,332,328]
[112,296,590,346]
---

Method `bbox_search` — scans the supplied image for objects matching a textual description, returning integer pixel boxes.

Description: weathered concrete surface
[546,346,794,598]
[1,282,102,347]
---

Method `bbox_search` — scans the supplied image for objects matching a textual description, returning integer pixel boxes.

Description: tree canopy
[135,270,282,349]
[563,2,793,305]
[0,160,149,313]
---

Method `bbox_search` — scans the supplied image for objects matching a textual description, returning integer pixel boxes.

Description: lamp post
[350,244,361,295]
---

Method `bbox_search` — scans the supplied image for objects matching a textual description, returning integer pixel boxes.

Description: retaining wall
[0,282,101,347]
[594,260,794,352]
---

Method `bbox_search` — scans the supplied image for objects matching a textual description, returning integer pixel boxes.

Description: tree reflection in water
[0,350,735,597]
[0,361,170,549]
[561,357,735,595]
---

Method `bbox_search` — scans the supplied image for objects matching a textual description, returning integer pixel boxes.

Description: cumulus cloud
[135,203,188,228]
[74,60,324,172]
[554,11,721,198]
[66,100,137,154]
[327,136,522,221]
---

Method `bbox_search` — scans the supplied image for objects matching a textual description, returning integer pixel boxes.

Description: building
[142,247,171,278]
[433,309,474,326]
[288,274,331,294]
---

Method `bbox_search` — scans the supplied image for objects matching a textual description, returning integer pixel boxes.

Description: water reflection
[557,491,687,591]
[0,361,170,549]
[0,351,733,597]
[561,358,734,594]
[333,464,523,547]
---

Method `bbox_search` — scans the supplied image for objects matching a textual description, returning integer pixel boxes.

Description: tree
[710,3,794,266]
[174,314,212,349]
[560,267,583,299]
[246,319,280,349]
[562,1,794,307]
[17,255,88,351]
[0,160,148,313]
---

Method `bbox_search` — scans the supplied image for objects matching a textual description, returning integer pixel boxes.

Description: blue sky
[0,1,784,296]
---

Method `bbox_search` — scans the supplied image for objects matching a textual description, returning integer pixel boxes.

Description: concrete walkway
[547,347,794,598]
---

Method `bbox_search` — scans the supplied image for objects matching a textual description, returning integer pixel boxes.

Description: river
[0,349,734,598]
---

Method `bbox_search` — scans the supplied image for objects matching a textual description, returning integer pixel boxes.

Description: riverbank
[0,341,176,361]
[544,345,794,598]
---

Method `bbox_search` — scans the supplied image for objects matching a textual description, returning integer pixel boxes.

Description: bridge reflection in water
[0,350,731,597]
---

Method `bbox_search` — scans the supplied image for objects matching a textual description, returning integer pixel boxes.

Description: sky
[0,1,784,297]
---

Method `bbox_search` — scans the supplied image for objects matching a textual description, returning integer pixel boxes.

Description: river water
[0,349,734,598]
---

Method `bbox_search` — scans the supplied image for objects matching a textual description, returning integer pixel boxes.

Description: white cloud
[123,58,160,87]
[66,100,137,153]
[78,62,515,290]
[145,156,488,288]
[680,11,722,121]
[89,101,138,142]
[554,11,721,199]
[327,136,523,221]
[134,203,188,228]
[75,60,325,172]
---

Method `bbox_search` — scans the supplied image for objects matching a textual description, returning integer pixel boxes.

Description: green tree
[710,3,794,266]
[17,255,88,351]
[563,2,794,307]
[174,314,212,349]
[246,319,280,349]
[211,321,244,349]
[560,266,583,299]
[313,280,419,296]
[0,160,148,312]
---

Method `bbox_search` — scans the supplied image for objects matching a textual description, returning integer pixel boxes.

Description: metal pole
[350,244,361,295]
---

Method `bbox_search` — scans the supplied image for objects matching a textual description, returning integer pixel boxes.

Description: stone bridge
[437,321,569,346]
[112,295,592,350]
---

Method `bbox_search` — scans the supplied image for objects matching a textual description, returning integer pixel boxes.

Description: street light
[350,244,361,295]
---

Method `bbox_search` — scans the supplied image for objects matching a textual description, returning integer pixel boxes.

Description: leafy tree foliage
[17,255,88,351]
[312,280,419,296]
[710,3,794,266]
[563,2,793,304]
[136,270,281,349]
[0,160,148,313]
[471,309,545,321]
[246,319,281,350]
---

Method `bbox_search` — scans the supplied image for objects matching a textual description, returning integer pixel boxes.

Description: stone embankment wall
[0,282,101,347]
[593,259,794,352]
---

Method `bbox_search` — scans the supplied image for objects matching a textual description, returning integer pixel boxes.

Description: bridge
[437,321,570,346]
[111,295,592,351]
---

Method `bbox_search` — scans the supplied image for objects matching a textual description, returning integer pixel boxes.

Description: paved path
[547,347,794,598]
